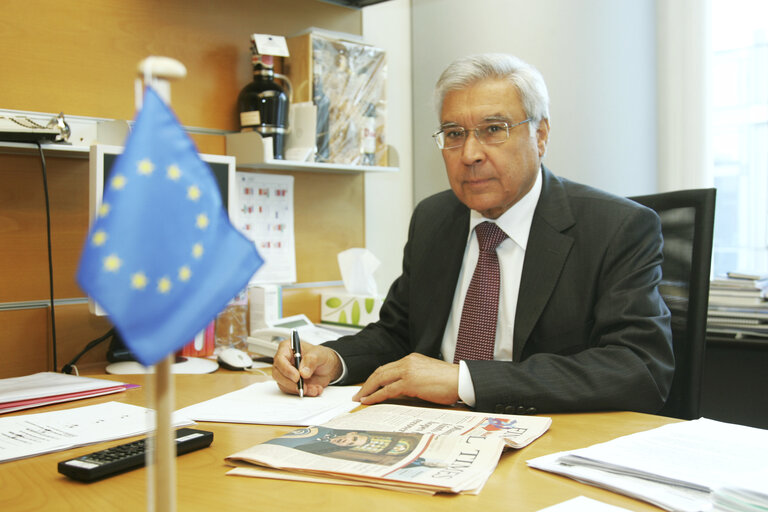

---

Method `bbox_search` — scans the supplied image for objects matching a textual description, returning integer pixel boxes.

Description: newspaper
[226,404,551,494]
[321,404,552,448]
[0,372,133,414]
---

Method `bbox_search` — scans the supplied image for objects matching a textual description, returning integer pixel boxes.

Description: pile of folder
[0,372,134,414]
[707,273,768,338]
[711,474,768,512]
[527,418,768,512]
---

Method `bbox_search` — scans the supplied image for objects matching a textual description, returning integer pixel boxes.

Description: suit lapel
[513,168,575,360]
[418,194,469,356]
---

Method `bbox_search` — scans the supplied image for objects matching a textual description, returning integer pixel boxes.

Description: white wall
[411,0,658,203]
[362,0,414,293]
[359,0,658,291]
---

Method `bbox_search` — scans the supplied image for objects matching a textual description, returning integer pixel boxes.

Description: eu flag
[77,86,263,366]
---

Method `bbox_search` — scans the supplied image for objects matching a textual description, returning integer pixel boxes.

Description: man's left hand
[353,353,460,405]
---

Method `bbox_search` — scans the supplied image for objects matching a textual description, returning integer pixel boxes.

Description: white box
[248,285,281,332]
[320,292,381,327]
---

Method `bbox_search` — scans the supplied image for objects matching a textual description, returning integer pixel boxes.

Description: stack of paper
[0,401,193,463]
[175,381,361,426]
[527,418,768,512]
[539,496,635,512]
[708,273,768,338]
[226,404,552,495]
[712,471,768,512]
[0,372,135,414]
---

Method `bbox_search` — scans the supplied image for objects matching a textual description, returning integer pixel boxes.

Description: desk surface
[1,373,678,512]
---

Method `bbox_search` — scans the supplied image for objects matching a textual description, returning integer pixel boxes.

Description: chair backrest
[629,188,716,420]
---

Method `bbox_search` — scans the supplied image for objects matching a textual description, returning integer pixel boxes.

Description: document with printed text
[175,381,361,426]
[0,372,134,414]
[527,418,768,512]
[0,401,193,463]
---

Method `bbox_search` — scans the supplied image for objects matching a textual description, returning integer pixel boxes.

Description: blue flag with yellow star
[77,86,263,366]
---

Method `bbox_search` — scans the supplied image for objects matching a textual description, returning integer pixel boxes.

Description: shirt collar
[468,167,542,250]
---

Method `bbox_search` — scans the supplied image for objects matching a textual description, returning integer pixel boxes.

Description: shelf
[1,139,400,175]
[707,332,768,349]
[236,159,398,174]
[0,141,90,158]
[226,131,398,174]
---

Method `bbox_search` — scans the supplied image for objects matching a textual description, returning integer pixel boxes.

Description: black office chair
[629,188,716,420]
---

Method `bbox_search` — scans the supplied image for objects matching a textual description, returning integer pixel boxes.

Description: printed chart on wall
[234,172,296,284]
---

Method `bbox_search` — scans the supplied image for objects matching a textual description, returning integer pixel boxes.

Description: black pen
[291,329,304,398]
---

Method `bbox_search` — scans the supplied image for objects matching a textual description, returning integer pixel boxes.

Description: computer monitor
[87,144,237,316]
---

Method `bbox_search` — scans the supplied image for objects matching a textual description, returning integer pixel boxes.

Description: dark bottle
[237,51,290,160]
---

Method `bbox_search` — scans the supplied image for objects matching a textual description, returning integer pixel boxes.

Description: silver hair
[434,53,550,134]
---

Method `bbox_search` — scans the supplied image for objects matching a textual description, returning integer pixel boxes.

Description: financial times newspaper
[324,404,552,449]
[226,405,551,494]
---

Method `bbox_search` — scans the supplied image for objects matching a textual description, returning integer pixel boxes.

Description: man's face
[439,78,549,219]
[329,432,367,447]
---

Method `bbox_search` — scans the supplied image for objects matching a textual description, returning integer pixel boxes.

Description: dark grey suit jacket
[324,167,674,414]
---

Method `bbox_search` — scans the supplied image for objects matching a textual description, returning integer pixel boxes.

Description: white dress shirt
[441,169,542,406]
[332,170,542,400]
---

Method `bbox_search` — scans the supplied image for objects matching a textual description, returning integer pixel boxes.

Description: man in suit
[272,53,674,414]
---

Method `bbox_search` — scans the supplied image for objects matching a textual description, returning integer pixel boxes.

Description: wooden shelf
[236,158,398,174]
[226,131,398,174]
[0,141,90,158]
[1,140,399,174]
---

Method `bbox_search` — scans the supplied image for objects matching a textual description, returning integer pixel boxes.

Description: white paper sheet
[537,496,634,512]
[323,403,552,449]
[0,372,128,403]
[0,401,194,463]
[234,172,296,284]
[528,451,711,512]
[528,418,768,512]
[175,381,360,426]
[557,418,768,491]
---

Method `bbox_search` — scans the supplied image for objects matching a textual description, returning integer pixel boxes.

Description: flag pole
[152,355,175,512]
[136,56,187,512]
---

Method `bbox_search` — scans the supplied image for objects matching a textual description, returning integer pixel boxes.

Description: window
[711,0,768,276]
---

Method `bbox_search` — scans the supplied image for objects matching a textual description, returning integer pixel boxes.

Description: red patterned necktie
[453,222,507,363]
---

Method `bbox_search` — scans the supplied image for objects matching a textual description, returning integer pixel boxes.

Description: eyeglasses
[432,118,531,149]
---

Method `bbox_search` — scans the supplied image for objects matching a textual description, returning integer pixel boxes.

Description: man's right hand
[271,340,344,397]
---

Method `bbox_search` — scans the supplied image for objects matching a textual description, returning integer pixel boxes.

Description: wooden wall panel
[0,305,115,378]
[0,309,50,378]
[54,304,115,374]
[293,171,365,281]
[191,134,227,156]
[0,0,360,131]
[282,285,346,323]
[0,154,91,302]
[0,0,366,372]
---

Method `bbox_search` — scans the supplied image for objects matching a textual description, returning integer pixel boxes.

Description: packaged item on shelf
[237,34,292,160]
[215,289,249,352]
[285,30,386,166]
[179,320,216,358]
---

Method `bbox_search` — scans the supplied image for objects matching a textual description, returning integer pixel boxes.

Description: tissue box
[321,292,382,327]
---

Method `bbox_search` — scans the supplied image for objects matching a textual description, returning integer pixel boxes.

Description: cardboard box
[321,292,382,327]
[285,31,387,166]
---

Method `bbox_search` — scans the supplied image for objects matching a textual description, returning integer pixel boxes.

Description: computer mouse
[217,347,253,370]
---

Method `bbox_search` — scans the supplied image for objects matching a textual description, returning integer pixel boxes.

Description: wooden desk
[0,373,678,512]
